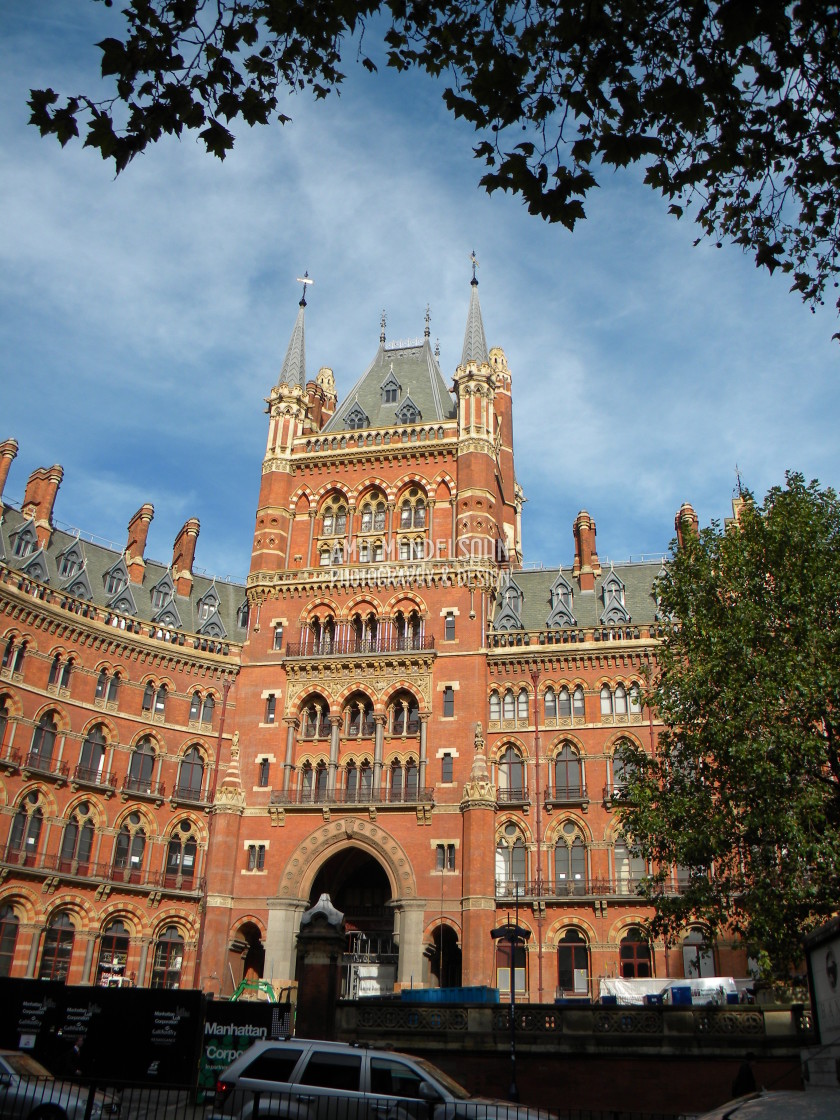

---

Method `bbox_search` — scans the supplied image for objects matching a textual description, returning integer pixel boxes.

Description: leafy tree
[618,473,840,973]
[27,1,840,331]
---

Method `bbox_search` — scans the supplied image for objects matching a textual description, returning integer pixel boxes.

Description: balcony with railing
[544,784,589,810]
[0,846,204,895]
[496,786,530,807]
[71,763,117,793]
[270,786,434,809]
[21,751,70,783]
[0,747,21,774]
[121,776,166,803]
[170,783,211,808]
[494,875,686,902]
[285,634,435,659]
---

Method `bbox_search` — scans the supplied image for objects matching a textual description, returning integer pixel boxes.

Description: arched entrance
[310,849,397,998]
[226,920,266,994]
[425,925,462,988]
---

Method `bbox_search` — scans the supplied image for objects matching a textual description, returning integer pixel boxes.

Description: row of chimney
[0,439,200,595]
[571,502,698,590]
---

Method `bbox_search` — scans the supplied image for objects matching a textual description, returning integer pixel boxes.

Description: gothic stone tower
[202,277,516,995]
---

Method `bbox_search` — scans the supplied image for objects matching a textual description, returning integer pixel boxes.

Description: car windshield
[2,1053,54,1079]
[411,1057,471,1100]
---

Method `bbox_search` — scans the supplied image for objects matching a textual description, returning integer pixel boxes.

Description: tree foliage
[27,1,840,331]
[618,474,840,972]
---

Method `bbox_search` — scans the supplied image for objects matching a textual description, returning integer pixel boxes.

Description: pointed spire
[460,251,489,366]
[277,276,310,388]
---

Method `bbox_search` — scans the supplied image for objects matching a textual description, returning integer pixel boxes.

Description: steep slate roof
[491,563,663,631]
[0,504,248,641]
[323,337,457,434]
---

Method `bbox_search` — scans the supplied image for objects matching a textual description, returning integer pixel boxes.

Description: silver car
[0,1050,120,1120]
[212,1039,549,1120]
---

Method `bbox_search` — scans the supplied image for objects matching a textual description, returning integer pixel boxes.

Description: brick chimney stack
[21,464,64,549]
[675,502,699,549]
[572,510,601,591]
[126,503,155,584]
[172,517,200,596]
[0,439,19,502]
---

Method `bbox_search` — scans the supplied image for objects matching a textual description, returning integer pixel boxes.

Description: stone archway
[265,819,423,991]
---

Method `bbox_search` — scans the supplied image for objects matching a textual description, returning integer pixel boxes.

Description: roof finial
[470,249,479,286]
[435,338,441,361]
[424,303,431,339]
[380,309,387,345]
[296,270,313,308]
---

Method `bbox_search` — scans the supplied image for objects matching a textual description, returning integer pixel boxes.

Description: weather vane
[296,271,313,307]
[470,250,479,282]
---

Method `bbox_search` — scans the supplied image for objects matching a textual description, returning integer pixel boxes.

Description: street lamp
[491,892,531,1103]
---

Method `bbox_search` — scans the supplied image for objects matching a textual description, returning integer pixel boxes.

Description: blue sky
[2,2,838,583]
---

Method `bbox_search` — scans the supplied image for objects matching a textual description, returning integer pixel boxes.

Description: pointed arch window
[13,526,36,559]
[0,696,9,750]
[620,927,652,978]
[345,761,358,801]
[502,689,515,720]
[390,691,419,735]
[557,929,590,995]
[166,819,198,887]
[573,687,585,718]
[7,791,43,865]
[489,691,501,722]
[79,724,106,782]
[150,925,184,988]
[95,669,109,700]
[177,746,205,800]
[189,691,201,721]
[314,761,329,802]
[29,712,58,769]
[0,904,20,978]
[201,694,215,725]
[553,822,587,895]
[142,681,155,712]
[113,812,146,882]
[615,839,647,895]
[517,689,529,722]
[495,823,527,894]
[38,912,75,981]
[498,746,525,800]
[552,744,583,799]
[96,919,130,987]
[107,672,120,704]
[544,687,557,719]
[558,687,572,718]
[126,737,156,794]
[359,759,373,798]
[614,684,628,716]
[59,802,95,873]
[600,685,613,717]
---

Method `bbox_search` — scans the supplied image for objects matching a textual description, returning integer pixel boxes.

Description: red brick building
[0,278,747,998]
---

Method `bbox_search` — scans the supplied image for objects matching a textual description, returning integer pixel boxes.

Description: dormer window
[104,558,130,597]
[13,526,36,559]
[547,571,576,627]
[381,368,400,404]
[600,570,630,625]
[345,402,369,430]
[395,396,421,424]
[58,545,83,579]
[151,587,170,609]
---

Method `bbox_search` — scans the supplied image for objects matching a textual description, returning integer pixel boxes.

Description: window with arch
[0,696,10,749]
[389,690,419,736]
[0,904,19,978]
[620,926,652,978]
[556,687,571,718]
[489,691,501,722]
[96,919,130,987]
[572,686,585,718]
[544,688,557,719]
[7,791,43,865]
[495,822,527,894]
[113,812,146,882]
[497,746,526,801]
[29,711,58,769]
[553,821,587,895]
[502,689,515,720]
[600,685,614,717]
[394,609,422,649]
[107,672,120,705]
[150,925,184,988]
[309,616,335,655]
[517,689,529,723]
[614,838,647,894]
[389,758,418,802]
[166,819,199,887]
[629,682,642,714]
[189,691,201,721]
[38,912,75,981]
[95,669,109,700]
[682,928,715,978]
[344,692,374,737]
[552,743,583,800]
[48,654,72,691]
[78,724,107,783]
[495,937,528,998]
[349,613,378,652]
[399,488,427,529]
[176,746,205,800]
[4,639,26,675]
[614,683,628,716]
[301,696,330,738]
[313,761,329,801]
[59,802,95,873]
[200,695,214,725]
[359,494,387,533]
[13,526,36,559]
[611,742,637,796]
[557,928,590,995]
[126,737,156,794]
[154,684,167,717]
[321,496,348,536]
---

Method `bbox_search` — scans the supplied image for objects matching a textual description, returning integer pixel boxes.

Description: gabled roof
[323,337,456,434]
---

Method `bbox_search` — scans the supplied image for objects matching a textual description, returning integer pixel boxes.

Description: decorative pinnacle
[296,270,313,307]
[470,249,479,286]
[435,338,441,360]
[380,310,387,345]
[424,303,431,338]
